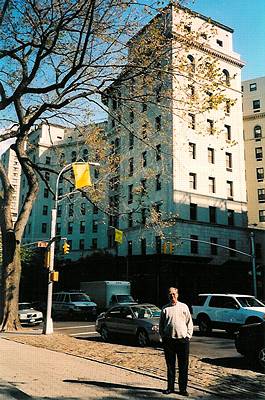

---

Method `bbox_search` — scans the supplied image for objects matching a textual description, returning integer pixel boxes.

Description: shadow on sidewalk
[64,379,163,392]
[200,356,261,372]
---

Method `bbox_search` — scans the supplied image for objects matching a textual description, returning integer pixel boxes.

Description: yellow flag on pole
[72,163,92,189]
[114,229,123,244]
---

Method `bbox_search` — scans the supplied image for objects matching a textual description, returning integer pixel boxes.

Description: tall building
[242,76,265,227]
[103,5,251,271]
[20,122,108,261]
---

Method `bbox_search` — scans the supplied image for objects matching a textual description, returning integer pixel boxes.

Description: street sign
[37,241,48,248]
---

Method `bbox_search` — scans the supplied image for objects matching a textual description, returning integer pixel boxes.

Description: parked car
[235,320,265,372]
[192,294,265,334]
[52,291,97,320]
[18,302,43,326]
[96,303,161,346]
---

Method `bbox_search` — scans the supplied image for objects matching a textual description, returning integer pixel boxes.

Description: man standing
[159,287,193,397]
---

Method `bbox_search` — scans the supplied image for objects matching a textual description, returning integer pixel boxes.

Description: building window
[189,173,197,189]
[44,188,49,198]
[139,208,146,225]
[208,148,214,164]
[155,236,161,254]
[253,100,260,110]
[225,100,231,115]
[258,189,265,203]
[45,156,51,165]
[156,144,161,161]
[207,119,214,135]
[71,151,77,162]
[210,237,218,255]
[129,157,134,176]
[226,152,232,170]
[68,222,73,235]
[58,188,63,197]
[209,206,216,223]
[227,209,234,226]
[93,205,98,214]
[255,147,263,161]
[129,111,134,124]
[83,148,88,162]
[254,126,262,139]
[222,69,230,86]
[92,238,98,249]
[80,221,85,234]
[190,203,197,220]
[227,181,233,198]
[56,223,61,235]
[142,151,147,167]
[57,205,62,217]
[44,172,50,181]
[229,239,236,257]
[142,102,147,112]
[81,203,86,215]
[155,115,161,131]
[187,54,195,73]
[156,174,161,191]
[42,205,48,216]
[79,239,85,250]
[224,124,231,140]
[216,39,223,47]
[141,179,147,195]
[92,220,98,233]
[142,123,147,139]
[209,177,216,193]
[94,168,99,179]
[69,204,74,217]
[189,143,196,159]
[250,83,257,91]
[190,235,198,254]
[188,113,195,129]
[42,223,47,233]
[129,132,134,149]
[259,210,265,222]
[128,212,133,228]
[141,238,146,255]
[128,184,133,204]
[257,167,264,181]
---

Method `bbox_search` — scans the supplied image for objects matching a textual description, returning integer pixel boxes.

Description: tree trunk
[0,230,21,331]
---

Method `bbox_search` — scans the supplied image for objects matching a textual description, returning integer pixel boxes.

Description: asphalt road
[52,321,240,360]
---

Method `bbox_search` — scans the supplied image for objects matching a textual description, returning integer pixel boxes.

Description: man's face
[168,289,178,304]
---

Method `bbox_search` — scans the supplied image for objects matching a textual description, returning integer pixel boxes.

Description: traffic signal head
[169,242,175,254]
[63,242,70,254]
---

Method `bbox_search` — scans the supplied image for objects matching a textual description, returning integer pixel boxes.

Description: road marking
[69,331,98,336]
[54,325,94,330]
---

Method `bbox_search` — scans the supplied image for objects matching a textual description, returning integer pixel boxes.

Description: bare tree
[0,0,235,330]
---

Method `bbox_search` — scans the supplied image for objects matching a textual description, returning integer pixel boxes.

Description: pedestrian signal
[63,242,70,254]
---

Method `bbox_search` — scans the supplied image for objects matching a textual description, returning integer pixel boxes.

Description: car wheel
[198,315,212,335]
[100,326,110,342]
[136,329,150,347]
[258,347,265,372]
[245,317,262,325]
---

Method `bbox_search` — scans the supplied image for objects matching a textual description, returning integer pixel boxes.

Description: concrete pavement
[0,337,219,400]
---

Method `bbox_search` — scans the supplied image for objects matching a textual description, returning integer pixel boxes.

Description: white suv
[192,294,265,334]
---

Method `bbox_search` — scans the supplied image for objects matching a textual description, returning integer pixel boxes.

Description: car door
[119,307,136,336]
[104,307,122,334]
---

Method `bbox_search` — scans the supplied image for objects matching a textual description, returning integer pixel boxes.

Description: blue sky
[189,0,265,81]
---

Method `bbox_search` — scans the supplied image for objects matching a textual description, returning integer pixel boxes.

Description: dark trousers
[163,338,189,391]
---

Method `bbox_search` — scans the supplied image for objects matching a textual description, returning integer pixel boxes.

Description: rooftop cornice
[243,112,265,120]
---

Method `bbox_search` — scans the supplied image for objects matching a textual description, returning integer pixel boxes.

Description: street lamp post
[43,161,99,335]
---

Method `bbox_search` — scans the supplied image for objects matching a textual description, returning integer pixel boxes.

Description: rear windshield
[236,297,265,307]
[70,293,91,302]
[131,305,161,318]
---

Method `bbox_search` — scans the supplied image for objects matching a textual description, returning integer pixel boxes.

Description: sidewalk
[1,331,264,399]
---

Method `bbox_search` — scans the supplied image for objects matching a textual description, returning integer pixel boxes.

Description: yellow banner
[72,163,91,189]
[114,229,123,244]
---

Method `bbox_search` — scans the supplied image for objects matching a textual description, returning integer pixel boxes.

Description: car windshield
[116,295,135,303]
[19,303,33,310]
[131,305,161,318]
[70,293,91,302]
[236,296,265,307]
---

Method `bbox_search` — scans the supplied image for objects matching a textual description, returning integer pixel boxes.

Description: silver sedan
[96,303,161,346]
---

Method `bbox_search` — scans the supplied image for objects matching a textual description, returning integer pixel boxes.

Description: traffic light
[63,242,70,254]
[162,242,167,254]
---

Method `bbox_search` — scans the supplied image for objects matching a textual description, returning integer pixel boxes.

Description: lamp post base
[43,318,53,334]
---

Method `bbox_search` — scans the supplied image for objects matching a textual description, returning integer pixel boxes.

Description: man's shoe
[163,388,174,395]
[179,390,189,397]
